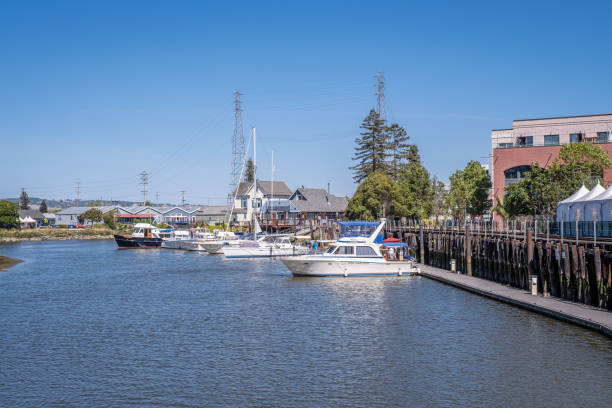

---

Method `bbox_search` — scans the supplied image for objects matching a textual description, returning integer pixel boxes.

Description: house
[42,212,56,226]
[114,206,165,225]
[161,206,201,226]
[259,187,348,231]
[18,209,44,229]
[55,206,117,226]
[195,206,229,225]
[232,179,292,225]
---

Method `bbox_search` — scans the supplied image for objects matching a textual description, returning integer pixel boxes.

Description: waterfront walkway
[417,265,612,338]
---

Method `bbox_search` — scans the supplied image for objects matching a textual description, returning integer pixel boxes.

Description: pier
[385,221,612,333]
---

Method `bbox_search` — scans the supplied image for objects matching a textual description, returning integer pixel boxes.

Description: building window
[516,136,533,146]
[498,143,513,148]
[570,133,583,143]
[504,165,532,186]
[240,198,247,208]
[544,135,559,145]
[597,132,609,143]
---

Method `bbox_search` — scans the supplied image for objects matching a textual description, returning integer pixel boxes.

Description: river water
[1,240,610,407]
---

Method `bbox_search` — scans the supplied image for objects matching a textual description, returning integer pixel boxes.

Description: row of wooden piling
[396,227,612,310]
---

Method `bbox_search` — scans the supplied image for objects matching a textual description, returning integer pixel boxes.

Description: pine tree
[245,159,254,183]
[39,199,48,213]
[350,109,389,183]
[19,189,30,210]
[386,123,420,179]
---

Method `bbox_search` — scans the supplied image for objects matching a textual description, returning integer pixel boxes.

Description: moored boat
[114,223,163,249]
[222,235,309,258]
[161,229,193,249]
[280,219,418,277]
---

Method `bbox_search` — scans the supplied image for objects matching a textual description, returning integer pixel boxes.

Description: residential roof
[257,180,292,197]
[56,206,118,215]
[289,188,348,213]
[233,180,292,197]
[18,209,44,219]
[197,205,228,216]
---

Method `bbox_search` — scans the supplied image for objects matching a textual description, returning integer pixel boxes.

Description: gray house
[56,206,117,226]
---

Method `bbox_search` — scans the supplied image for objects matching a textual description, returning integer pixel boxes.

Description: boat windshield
[339,222,378,239]
[326,245,337,254]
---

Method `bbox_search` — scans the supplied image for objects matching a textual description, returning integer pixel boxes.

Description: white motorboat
[281,219,419,277]
[161,230,193,250]
[200,230,241,254]
[181,230,216,251]
[222,235,309,258]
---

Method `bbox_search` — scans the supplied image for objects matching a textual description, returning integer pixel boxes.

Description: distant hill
[1,197,176,209]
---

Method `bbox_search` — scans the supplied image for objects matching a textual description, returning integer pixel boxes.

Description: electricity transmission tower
[139,171,149,205]
[155,192,160,204]
[180,190,186,206]
[375,72,386,122]
[230,90,244,204]
[75,182,81,207]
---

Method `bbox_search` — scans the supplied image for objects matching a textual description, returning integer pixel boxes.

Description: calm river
[1,240,610,407]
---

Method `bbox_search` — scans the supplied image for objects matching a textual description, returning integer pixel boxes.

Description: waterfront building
[232,180,292,226]
[491,113,612,223]
[56,206,118,226]
[114,206,165,225]
[195,206,228,225]
[42,212,56,226]
[259,186,348,232]
[18,209,44,229]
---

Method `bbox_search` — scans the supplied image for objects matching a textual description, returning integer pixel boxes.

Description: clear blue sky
[1,0,611,205]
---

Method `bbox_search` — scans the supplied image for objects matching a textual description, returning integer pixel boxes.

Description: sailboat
[220,127,307,258]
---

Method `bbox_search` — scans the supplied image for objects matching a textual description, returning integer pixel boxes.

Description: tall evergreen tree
[244,159,254,183]
[19,189,30,210]
[386,123,420,179]
[350,109,388,183]
[39,199,48,213]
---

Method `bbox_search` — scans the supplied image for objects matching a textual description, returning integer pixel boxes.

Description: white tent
[556,185,589,222]
[19,216,36,229]
[567,183,605,222]
[583,184,612,222]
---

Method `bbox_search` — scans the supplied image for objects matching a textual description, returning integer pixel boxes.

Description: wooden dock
[417,264,612,337]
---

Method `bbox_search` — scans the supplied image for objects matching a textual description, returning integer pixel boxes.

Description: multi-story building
[231,180,292,225]
[491,113,612,222]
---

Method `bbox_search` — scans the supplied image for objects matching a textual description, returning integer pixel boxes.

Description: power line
[375,71,386,122]
[139,171,149,205]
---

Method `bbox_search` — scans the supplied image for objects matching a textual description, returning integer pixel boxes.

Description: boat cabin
[133,223,161,238]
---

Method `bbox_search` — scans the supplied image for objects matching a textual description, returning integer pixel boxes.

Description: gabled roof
[257,180,292,197]
[18,209,44,219]
[290,188,348,213]
[234,181,254,196]
[56,206,117,215]
[197,205,228,216]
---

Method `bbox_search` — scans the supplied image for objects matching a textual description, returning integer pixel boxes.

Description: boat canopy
[339,221,379,239]
[382,242,408,247]
[383,237,401,243]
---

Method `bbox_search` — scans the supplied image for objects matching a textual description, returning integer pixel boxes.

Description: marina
[1,239,610,407]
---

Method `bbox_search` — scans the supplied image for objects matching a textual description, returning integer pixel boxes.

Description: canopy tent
[19,216,37,228]
[556,184,589,222]
[583,184,612,222]
[566,183,605,222]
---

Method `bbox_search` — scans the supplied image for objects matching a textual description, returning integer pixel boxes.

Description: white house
[232,180,292,225]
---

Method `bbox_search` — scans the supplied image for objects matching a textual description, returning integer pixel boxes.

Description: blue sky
[1,0,611,205]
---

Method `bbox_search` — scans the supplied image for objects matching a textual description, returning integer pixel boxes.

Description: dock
[417,264,612,337]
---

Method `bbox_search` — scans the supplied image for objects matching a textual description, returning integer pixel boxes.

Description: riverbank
[0,255,23,270]
[417,265,612,338]
[0,227,116,243]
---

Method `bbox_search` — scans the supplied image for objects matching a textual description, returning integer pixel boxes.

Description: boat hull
[114,235,162,249]
[223,246,308,258]
[161,239,190,250]
[281,257,418,277]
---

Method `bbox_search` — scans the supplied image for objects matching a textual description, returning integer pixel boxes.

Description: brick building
[491,113,612,223]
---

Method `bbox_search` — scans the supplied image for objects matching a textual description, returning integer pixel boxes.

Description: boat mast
[253,127,257,240]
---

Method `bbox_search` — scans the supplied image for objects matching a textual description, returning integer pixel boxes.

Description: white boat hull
[223,246,309,258]
[161,239,191,250]
[281,256,418,277]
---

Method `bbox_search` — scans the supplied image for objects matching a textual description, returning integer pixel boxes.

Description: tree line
[346,108,612,223]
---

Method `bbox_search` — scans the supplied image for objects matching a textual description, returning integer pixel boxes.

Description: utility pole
[180,190,186,207]
[375,72,386,122]
[75,182,81,207]
[230,90,245,206]
[139,171,148,205]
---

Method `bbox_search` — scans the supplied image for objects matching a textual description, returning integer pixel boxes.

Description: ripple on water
[0,240,611,407]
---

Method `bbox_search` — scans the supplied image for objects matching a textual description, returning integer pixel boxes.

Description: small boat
[181,230,219,251]
[280,219,419,277]
[222,235,309,258]
[161,229,193,249]
[114,223,163,249]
